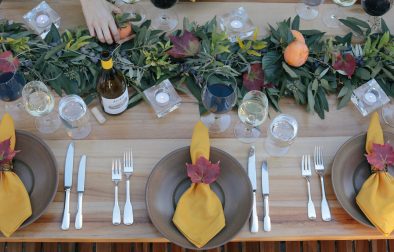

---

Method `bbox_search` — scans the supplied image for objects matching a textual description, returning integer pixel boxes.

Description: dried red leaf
[0,51,20,73]
[243,63,274,91]
[332,53,356,78]
[186,156,220,184]
[0,138,18,166]
[167,31,200,59]
[365,143,394,171]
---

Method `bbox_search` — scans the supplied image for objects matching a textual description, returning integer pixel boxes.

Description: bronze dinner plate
[146,147,253,250]
[13,130,58,229]
[331,131,394,228]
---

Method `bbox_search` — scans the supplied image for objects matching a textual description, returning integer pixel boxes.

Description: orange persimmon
[284,41,309,67]
[118,24,133,40]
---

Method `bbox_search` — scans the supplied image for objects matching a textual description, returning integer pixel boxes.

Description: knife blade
[261,160,271,232]
[61,142,74,230]
[75,155,86,230]
[247,146,258,233]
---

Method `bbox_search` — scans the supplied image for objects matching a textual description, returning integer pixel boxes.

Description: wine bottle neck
[101,58,113,70]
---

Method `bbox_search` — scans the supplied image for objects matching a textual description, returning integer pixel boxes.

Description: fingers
[94,25,105,44]
[88,24,96,37]
[109,20,120,42]
[102,25,114,44]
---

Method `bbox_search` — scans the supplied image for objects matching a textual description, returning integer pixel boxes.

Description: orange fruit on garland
[291,30,305,44]
[284,41,309,67]
[118,24,133,40]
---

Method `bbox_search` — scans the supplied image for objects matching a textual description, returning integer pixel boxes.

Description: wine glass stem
[371,16,381,33]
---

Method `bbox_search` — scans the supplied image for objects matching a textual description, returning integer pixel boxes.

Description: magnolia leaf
[332,54,356,78]
[168,30,200,58]
[186,156,220,184]
[365,143,394,171]
[0,139,19,166]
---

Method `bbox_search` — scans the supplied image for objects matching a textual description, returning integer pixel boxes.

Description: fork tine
[124,152,126,167]
[130,149,133,166]
[118,160,122,174]
[112,160,114,174]
[302,155,305,171]
[307,155,311,171]
[319,146,323,166]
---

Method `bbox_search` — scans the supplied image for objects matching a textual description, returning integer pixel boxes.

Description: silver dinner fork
[112,160,122,225]
[123,149,134,225]
[301,155,316,220]
[314,146,332,221]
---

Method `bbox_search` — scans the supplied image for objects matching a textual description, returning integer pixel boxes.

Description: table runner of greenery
[0,15,393,119]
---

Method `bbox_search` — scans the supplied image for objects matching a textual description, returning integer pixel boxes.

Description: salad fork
[301,155,316,220]
[123,149,134,225]
[314,146,332,221]
[112,160,122,225]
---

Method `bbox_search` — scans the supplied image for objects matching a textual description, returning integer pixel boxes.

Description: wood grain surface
[1,0,394,243]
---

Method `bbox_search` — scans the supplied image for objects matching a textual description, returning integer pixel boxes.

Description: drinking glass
[150,0,178,32]
[382,101,394,128]
[201,74,237,133]
[361,0,393,33]
[22,81,61,134]
[117,1,146,26]
[234,90,269,143]
[296,0,324,20]
[58,95,91,139]
[0,58,26,102]
[265,114,298,157]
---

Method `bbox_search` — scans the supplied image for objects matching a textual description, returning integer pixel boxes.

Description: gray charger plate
[146,146,252,250]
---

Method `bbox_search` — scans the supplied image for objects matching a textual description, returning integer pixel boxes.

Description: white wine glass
[296,0,324,20]
[234,90,268,143]
[22,81,61,133]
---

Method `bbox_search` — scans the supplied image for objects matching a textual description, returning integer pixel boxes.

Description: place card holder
[143,79,182,118]
[23,1,61,39]
[351,79,390,117]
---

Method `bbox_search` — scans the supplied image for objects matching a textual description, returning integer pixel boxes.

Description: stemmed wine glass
[234,90,268,143]
[150,0,178,32]
[22,81,61,134]
[361,0,393,33]
[296,0,324,20]
[201,74,237,133]
[0,58,26,114]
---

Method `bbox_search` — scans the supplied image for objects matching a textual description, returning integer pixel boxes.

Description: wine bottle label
[101,89,129,115]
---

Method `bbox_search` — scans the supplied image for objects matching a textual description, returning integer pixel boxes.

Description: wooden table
[1,0,394,243]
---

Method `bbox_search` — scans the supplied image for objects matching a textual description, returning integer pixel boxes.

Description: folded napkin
[356,112,394,236]
[0,113,32,237]
[173,121,225,248]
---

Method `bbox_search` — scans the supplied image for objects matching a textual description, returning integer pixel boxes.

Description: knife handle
[61,188,71,230]
[263,195,271,232]
[75,193,83,230]
[250,191,258,233]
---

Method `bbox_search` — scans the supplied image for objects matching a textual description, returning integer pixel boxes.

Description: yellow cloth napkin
[173,121,225,248]
[356,112,394,236]
[0,113,32,237]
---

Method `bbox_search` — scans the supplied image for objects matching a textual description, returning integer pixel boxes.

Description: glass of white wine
[22,81,61,133]
[234,90,268,143]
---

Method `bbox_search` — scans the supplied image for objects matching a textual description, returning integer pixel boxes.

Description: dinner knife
[61,142,74,230]
[75,155,86,230]
[248,146,258,233]
[261,160,271,232]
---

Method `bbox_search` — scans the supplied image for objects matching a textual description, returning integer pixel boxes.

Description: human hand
[80,0,121,44]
